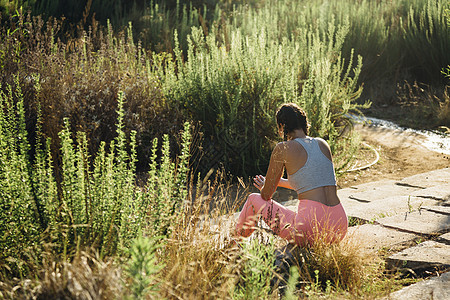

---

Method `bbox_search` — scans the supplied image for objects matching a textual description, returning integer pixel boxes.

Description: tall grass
[0,76,192,279]
[0,10,185,171]
[0,6,368,177]
[6,0,447,86]
[2,0,447,176]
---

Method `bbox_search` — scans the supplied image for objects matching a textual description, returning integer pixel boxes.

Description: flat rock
[338,179,397,198]
[383,271,450,300]
[387,241,450,270]
[346,224,417,254]
[411,185,450,202]
[337,180,422,203]
[421,205,450,215]
[377,210,450,235]
[400,168,450,188]
[342,196,440,222]
[438,232,450,243]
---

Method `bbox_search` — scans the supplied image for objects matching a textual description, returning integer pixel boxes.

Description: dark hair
[276,103,309,140]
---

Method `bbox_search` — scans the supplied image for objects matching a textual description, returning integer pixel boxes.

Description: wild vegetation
[0,0,448,299]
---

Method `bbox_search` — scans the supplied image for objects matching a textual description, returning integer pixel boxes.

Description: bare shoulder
[272,141,288,155]
[315,137,333,160]
[315,137,330,148]
[275,140,301,153]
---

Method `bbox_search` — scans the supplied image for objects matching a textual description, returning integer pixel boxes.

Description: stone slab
[387,241,450,270]
[342,196,440,222]
[377,210,450,235]
[337,180,423,203]
[411,186,450,202]
[346,224,417,254]
[421,205,450,215]
[438,232,450,243]
[400,168,450,188]
[338,179,397,198]
[383,271,450,300]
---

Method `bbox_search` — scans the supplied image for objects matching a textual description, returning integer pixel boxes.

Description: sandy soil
[337,124,450,189]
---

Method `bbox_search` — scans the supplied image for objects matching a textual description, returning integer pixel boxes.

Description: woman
[235,103,347,246]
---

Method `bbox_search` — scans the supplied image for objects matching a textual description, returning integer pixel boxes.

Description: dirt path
[338,124,450,189]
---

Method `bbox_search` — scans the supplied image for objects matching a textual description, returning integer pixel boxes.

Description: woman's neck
[287,129,307,140]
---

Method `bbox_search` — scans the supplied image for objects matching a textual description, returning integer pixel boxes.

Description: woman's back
[284,137,340,206]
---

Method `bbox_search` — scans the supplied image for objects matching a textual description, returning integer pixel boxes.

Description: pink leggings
[236,193,348,246]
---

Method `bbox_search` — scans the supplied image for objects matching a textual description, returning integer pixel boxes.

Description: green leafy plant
[0,79,192,278]
[124,236,164,299]
[233,236,276,299]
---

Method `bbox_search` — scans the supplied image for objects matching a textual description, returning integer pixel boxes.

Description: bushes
[0,77,192,278]
[160,16,367,175]
[0,12,185,171]
[2,0,448,177]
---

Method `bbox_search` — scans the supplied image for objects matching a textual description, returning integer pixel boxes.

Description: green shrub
[0,12,185,171]
[0,77,192,278]
[162,15,367,176]
[0,75,43,278]
[124,236,164,299]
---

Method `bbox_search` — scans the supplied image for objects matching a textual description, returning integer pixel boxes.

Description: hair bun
[276,103,309,139]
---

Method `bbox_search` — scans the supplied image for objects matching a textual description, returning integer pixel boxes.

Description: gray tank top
[287,137,337,194]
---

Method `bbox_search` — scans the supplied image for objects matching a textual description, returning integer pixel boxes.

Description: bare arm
[257,143,285,201]
[253,176,293,189]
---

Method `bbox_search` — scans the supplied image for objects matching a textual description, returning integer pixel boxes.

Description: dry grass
[158,176,246,299]
[0,200,403,299]
[395,81,450,129]
[297,236,371,292]
[1,251,123,300]
[160,231,240,299]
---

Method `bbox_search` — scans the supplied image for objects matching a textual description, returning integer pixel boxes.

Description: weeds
[123,236,164,299]
[0,78,192,278]
[233,236,276,299]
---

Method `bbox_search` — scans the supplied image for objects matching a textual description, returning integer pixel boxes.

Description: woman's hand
[253,175,265,191]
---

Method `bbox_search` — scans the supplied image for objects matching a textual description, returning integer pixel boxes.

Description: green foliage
[0,11,183,171]
[401,0,450,82]
[165,25,301,174]
[442,5,450,80]
[0,76,41,277]
[0,79,193,277]
[2,0,448,177]
[124,236,164,299]
[162,11,367,175]
[233,237,276,299]
[144,121,192,238]
[0,1,36,15]
[282,266,300,300]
